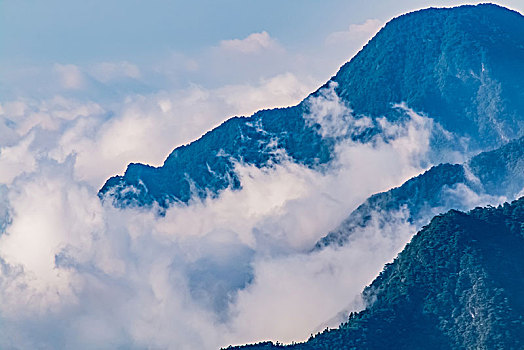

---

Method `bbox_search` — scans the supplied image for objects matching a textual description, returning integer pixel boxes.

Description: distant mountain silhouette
[99,4,524,208]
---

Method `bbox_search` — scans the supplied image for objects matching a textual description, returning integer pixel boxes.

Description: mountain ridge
[99,3,524,208]
[315,135,524,249]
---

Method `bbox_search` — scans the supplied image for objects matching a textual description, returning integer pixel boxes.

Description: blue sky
[2,0,522,62]
[2,0,523,99]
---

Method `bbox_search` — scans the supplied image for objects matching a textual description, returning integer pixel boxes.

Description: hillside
[227,197,524,349]
[316,135,524,248]
[332,3,524,145]
[99,4,524,208]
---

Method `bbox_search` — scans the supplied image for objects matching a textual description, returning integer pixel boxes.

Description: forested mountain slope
[227,197,524,349]
[100,4,524,207]
[316,135,524,248]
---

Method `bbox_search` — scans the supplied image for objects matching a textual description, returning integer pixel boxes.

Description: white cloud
[321,19,384,70]
[228,208,415,345]
[305,82,372,139]
[0,82,442,349]
[0,72,312,188]
[54,64,87,90]
[0,132,37,184]
[440,183,507,211]
[219,31,280,54]
[0,147,421,348]
[3,25,362,105]
[216,73,314,115]
[325,19,383,47]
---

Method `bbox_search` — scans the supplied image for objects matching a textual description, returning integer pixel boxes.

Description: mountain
[332,3,524,145]
[226,197,524,349]
[316,135,524,248]
[99,4,524,208]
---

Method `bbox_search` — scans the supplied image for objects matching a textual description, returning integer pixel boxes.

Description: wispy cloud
[325,19,383,47]
[0,73,312,187]
[219,31,280,54]
[305,82,372,139]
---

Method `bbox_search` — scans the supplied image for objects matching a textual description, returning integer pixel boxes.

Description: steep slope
[316,135,524,248]
[100,4,524,207]
[333,3,524,144]
[227,197,524,349]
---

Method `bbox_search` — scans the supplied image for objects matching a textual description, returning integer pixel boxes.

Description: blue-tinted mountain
[332,4,524,145]
[316,135,524,248]
[99,4,524,207]
[226,197,524,349]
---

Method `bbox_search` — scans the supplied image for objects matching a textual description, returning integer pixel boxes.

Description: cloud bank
[0,72,312,188]
[0,80,447,349]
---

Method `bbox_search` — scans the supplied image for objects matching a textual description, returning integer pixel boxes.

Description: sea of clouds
[0,77,441,349]
[0,24,508,349]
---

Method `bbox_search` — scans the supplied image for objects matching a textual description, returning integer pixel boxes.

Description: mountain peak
[332,2,524,144]
[100,3,524,208]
